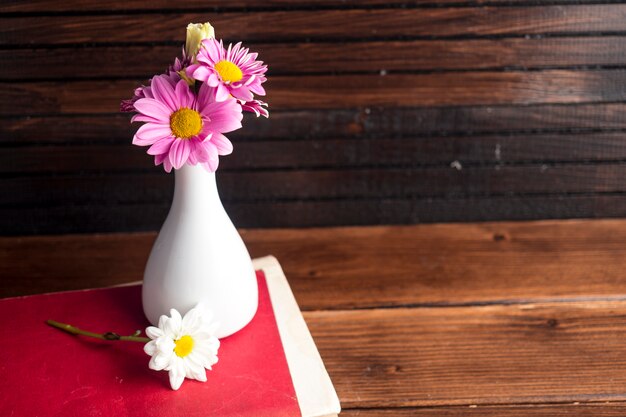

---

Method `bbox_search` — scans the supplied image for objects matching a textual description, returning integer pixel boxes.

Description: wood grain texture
[3,70,626,115]
[5,163,626,208]
[5,104,626,146]
[0,0,602,13]
[5,132,626,174]
[0,0,409,12]
[3,219,626,308]
[306,301,626,407]
[5,193,626,235]
[3,6,626,45]
[5,37,626,80]
[3,1,626,234]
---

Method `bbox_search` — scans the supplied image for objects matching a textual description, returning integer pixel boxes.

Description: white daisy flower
[143,304,220,390]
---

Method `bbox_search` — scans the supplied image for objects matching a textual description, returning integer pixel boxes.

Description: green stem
[46,319,150,343]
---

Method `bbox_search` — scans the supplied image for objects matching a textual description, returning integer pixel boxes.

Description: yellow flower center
[215,60,243,83]
[173,335,194,357]
[170,108,203,139]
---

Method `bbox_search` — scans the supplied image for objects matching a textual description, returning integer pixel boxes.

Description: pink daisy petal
[154,153,167,166]
[135,123,172,144]
[210,132,234,156]
[132,134,149,146]
[163,157,173,173]
[151,76,179,111]
[169,139,191,170]
[202,39,223,63]
[193,140,210,161]
[249,83,266,96]
[197,82,217,109]
[241,99,269,118]
[134,98,171,122]
[189,65,212,84]
[202,142,220,172]
[131,114,162,124]
[187,141,198,165]
[207,73,220,87]
[201,132,213,143]
[147,137,174,155]
[230,86,254,102]
[204,99,243,133]
[243,74,256,86]
[143,87,154,99]
[214,84,231,102]
[174,80,194,109]
[204,141,218,160]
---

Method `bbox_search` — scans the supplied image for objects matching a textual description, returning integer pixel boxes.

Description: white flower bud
[185,22,215,58]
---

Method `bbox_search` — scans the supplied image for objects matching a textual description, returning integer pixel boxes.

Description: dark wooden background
[2,0,626,235]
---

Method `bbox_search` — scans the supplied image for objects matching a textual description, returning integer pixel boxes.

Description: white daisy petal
[182,305,202,333]
[194,370,208,382]
[162,317,179,339]
[149,351,172,371]
[168,309,183,334]
[169,367,185,391]
[192,330,213,340]
[189,362,208,382]
[157,314,167,331]
[155,336,175,352]
[143,340,157,355]
[206,355,218,367]
[145,326,163,339]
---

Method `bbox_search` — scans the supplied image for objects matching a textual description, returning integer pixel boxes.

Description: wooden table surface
[4,219,626,415]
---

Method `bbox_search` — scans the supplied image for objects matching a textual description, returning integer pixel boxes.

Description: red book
[0,256,340,417]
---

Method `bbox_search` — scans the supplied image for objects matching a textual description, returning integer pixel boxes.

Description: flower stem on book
[46,303,220,390]
[46,319,150,342]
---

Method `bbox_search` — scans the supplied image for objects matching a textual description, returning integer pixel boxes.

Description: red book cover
[0,271,301,417]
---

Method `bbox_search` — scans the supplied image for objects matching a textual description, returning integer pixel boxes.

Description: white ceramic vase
[142,163,258,339]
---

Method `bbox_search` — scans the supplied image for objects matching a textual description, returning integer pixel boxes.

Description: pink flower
[121,50,190,113]
[186,39,267,102]
[241,99,269,118]
[131,74,243,172]
[121,86,147,112]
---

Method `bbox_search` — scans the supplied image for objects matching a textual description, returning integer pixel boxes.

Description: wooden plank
[3,219,626,307]
[0,0,604,13]
[2,6,625,45]
[3,70,626,115]
[4,37,626,80]
[4,132,626,174]
[0,0,405,13]
[4,104,626,145]
[340,404,626,416]
[5,163,626,206]
[305,301,626,407]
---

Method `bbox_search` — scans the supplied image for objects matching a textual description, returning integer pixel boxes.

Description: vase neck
[172,163,220,206]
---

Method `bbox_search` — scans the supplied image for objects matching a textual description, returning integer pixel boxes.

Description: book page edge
[253,255,342,417]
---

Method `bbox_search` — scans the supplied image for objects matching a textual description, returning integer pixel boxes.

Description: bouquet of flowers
[47,22,270,392]
[121,22,268,173]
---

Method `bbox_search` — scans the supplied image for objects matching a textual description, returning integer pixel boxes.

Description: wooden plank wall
[2,0,626,235]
